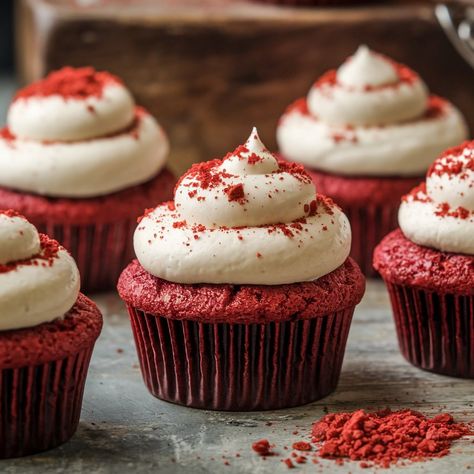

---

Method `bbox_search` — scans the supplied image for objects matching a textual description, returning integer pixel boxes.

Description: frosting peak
[399,141,474,255]
[337,45,399,89]
[134,130,351,285]
[175,129,315,229]
[0,211,80,331]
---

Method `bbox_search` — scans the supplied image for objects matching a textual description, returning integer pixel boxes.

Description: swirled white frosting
[277,46,468,177]
[0,212,80,331]
[134,129,351,285]
[399,142,474,255]
[0,67,168,197]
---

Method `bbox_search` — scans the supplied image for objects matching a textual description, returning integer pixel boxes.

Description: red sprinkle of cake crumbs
[252,439,274,456]
[14,66,121,101]
[250,409,471,470]
[435,203,471,220]
[312,409,471,469]
[428,141,474,179]
[0,234,60,274]
[224,183,246,203]
[0,127,16,142]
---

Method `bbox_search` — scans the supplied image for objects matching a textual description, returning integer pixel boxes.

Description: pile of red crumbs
[251,409,472,469]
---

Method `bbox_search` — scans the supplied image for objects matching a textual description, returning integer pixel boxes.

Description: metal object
[436,2,474,68]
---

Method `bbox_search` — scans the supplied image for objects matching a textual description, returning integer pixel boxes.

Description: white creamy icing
[399,142,474,255]
[0,68,169,198]
[277,100,467,176]
[0,213,80,331]
[8,84,135,142]
[0,114,168,197]
[134,129,351,285]
[277,46,468,176]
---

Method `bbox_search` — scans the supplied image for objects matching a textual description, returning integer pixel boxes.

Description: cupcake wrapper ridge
[127,305,355,411]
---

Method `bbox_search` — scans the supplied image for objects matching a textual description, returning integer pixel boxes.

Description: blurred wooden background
[15,0,474,174]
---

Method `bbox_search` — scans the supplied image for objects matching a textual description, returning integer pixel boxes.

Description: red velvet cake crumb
[252,439,274,456]
[14,67,121,101]
[374,229,474,294]
[118,257,365,324]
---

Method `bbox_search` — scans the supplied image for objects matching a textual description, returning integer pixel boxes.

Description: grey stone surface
[1,282,473,473]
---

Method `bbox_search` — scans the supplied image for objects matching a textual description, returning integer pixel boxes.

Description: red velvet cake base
[0,169,175,292]
[118,258,365,410]
[0,294,103,458]
[307,168,421,278]
[374,230,474,378]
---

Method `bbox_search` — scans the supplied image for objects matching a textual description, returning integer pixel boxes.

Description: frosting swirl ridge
[399,142,474,255]
[0,211,80,331]
[0,67,168,198]
[134,129,351,285]
[277,46,467,177]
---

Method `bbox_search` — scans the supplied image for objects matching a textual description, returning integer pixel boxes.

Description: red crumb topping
[313,59,418,92]
[284,98,310,117]
[14,67,122,101]
[312,409,471,469]
[428,141,474,179]
[252,439,274,456]
[0,234,61,274]
[0,127,16,142]
[424,96,447,119]
[224,183,246,203]
[0,209,24,219]
[292,441,312,451]
[278,161,312,184]
[435,203,471,220]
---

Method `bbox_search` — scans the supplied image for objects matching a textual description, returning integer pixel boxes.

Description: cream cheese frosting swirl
[399,141,474,255]
[134,129,351,285]
[0,67,169,197]
[0,211,80,331]
[277,46,468,177]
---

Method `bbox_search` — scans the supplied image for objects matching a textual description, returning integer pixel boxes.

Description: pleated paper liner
[36,220,135,293]
[0,347,94,459]
[127,306,355,411]
[386,282,474,378]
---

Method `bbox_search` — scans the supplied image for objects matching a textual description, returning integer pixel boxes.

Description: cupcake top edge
[134,128,352,286]
[276,45,468,177]
[0,211,80,331]
[0,66,169,198]
[399,141,474,256]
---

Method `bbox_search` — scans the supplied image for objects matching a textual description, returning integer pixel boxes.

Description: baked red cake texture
[118,257,365,324]
[374,229,474,294]
[0,293,103,369]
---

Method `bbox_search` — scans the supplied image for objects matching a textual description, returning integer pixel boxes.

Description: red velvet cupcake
[0,210,102,458]
[374,142,474,378]
[118,129,365,411]
[0,67,174,292]
[277,45,468,277]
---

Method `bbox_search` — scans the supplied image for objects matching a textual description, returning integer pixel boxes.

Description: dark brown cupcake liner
[127,305,355,411]
[0,346,94,459]
[385,282,474,378]
[36,219,135,292]
[345,203,398,278]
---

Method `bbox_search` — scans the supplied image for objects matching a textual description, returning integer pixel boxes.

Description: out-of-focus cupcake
[250,0,368,6]
[118,128,365,411]
[277,45,468,277]
[0,210,102,458]
[0,67,174,291]
[374,141,474,378]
